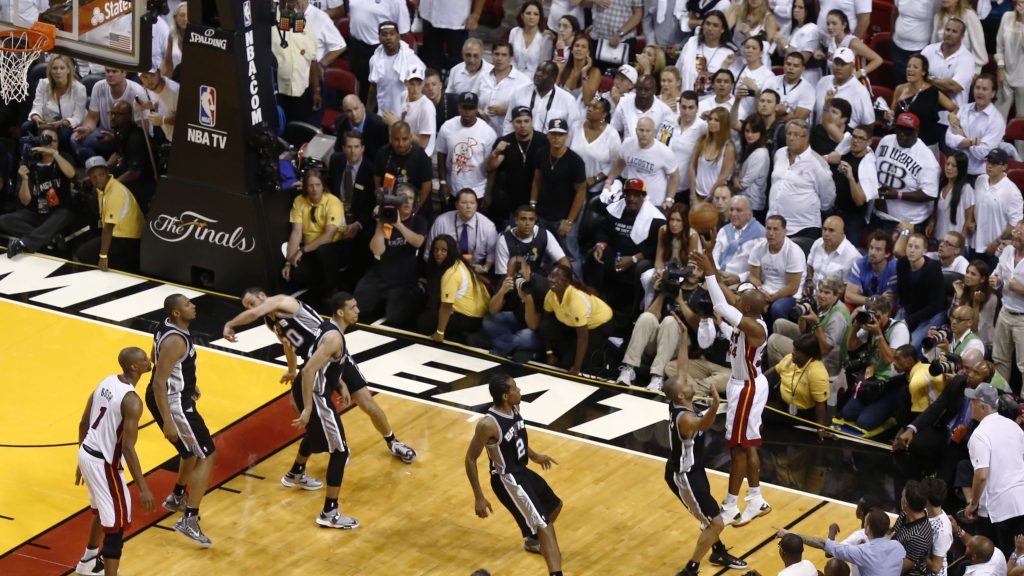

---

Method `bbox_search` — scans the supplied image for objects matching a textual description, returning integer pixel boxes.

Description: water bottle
[614,251,622,272]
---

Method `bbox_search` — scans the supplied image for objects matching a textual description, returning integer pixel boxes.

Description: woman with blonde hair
[26,55,86,146]
[635,44,666,79]
[727,0,779,49]
[933,0,987,74]
[658,67,683,113]
[995,0,1024,123]
[162,2,187,78]
[688,107,735,206]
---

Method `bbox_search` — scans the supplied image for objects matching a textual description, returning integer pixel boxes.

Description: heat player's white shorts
[78,447,132,532]
[725,376,768,447]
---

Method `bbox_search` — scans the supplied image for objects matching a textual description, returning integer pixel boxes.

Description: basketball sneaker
[616,365,637,386]
[733,498,772,527]
[315,511,360,529]
[281,471,324,490]
[708,548,748,570]
[674,566,698,576]
[389,440,417,463]
[173,515,212,547]
[720,502,742,526]
[162,492,186,512]
[647,374,664,392]
[75,555,104,575]
[523,536,541,554]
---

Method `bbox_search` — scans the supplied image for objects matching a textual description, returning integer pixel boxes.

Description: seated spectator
[768,119,836,252]
[964,535,1010,576]
[555,35,601,104]
[731,115,770,217]
[780,510,906,576]
[749,215,806,325]
[924,231,970,275]
[71,67,146,164]
[874,113,940,234]
[830,123,877,246]
[353,183,427,328]
[893,481,936,576]
[585,178,664,311]
[136,67,178,143]
[553,14,582,67]
[493,204,570,277]
[425,188,498,275]
[640,203,701,308]
[107,100,157,210]
[634,45,666,80]
[746,533,818,576]
[1,128,76,258]
[841,295,910,432]
[482,256,545,359]
[486,106,549,227]
[687,108,734,205]
[334,95,389,160]
[894,231,948,349]
[539,264,613,376]
[328,131,376,288]
[930,152,975,244]
[971,149,1023,266]
[845,229,898,307]
[73,156,144,272]
[418,234,491,343]
[713,196,765,285]
[367,22,425,118]
[611,74,673,142]
[711,185,732,226]
[946,74,1008,181]
[281,168,345,294]
[763,333,830,433]
[602,65,637,111]
[952,261,998,343]
[805,216,860,294]
[25,55,86,149]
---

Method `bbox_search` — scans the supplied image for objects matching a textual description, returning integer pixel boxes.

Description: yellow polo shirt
[289,192,345,245]
[908,363,945,413]
[98,178,143,239]
[543,285,612,330]
[775,354,830,410]
[441,260,489,318]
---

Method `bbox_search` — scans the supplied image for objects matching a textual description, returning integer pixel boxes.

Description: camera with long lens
[376,191,407,224]
[513,274,534,293]
[922,325,953,352]
[788,298,818,321]
[686,286,714,318]
[928,352,962,377]
[854,309,878,325]
[662,260,694,298]
[21,134,53,163]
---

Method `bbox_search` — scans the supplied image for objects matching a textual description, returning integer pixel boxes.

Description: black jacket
[334,112,389,160]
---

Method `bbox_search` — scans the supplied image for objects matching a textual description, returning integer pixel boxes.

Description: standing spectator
[540,264,614,375]
[818,0,871,39]
[952,261,999,343]
[768,119,836,250]
[329,131,376,287]
[385,67,436,156]
[762,52,816,123]
[946,74,1008,181]
[436,92,497,207]
[659,66,683,114]
[269,2,322,126]
[891,0,937,85]
[417,0,481,73]
[731,116,770,216]
[612,74,674,141]
[486,106,548,225]
[696,69,736,116]
[418,234,490,343]
[669,91,708,202]
[136,68,178,143]
[570,98,622,200]
[933,0,988,74]
[927,231,970,275]
[846,230,898,306]
[922,461,955,576]
[687,107,735,205]
[161,2,186,77]
[781,510,907,576]
[929,152,975,243]
[676,11,736,95]
[281,169,346,294]
[895,232,947,349]
[833,124,877,245]
[990,219,1024,384]
[713,196,766,285]
[424,68,459,128]
[813,48,874,129]
[726,0,780,50]
[995,2,1024,123]
[874,113,940,233]
[971,149,1024,266]
[367,22,425,118]
[821,9,882,79]
[892,481,936,576]
[890,55,959,150]
[589,0,645,68]
[346,0,411,101]
[607,117,680,207]
[72,157,144,272]
[71,68,146,164]
[555,34,602,102]
[921,19,976,132]
[478,42,529,135]
[730,37,775,122]
[425,188,498,275]
[965,382,1024,555]
[446,39,494,98]
[353,183,427,327]
[509,2,555,78]
[643,0,687,49]
[552,13,583,60]
[503,61,580,134]
[775,0,823,85]
[373,121,434,219]
[749,215,807,325]
[531,118,587,273]
[334,95,389,160]
[299,0,348,126]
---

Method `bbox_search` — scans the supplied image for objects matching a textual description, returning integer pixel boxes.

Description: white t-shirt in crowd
[969,413,1024,523]
[768,146,837,233]
[763,75,816,117]
[348,0,411,44]
[921,41,975,123]
[570,123,622,193]
[697,94,736,117]
[818,0,872,40]
[304,3,347,60]
[779,559,819,576]
[814,76,875,128]
[89,80,148,128]
[972,175,1024,254]
[749,238,807,294]
[368,45,425,118]
[933,183,975,241]
[927,252,970,275]
[419,0,468,29]
[435,118,497,198]
[617,137,678,205]
[667,118,708,193]
[928,512,953,576]
[611,94,674,141]
[731,63,775,120]
[401,95,437,156]
[509,27,554,77]
[874,135,940,225]
[143,77,180,142]
[894,0,939,51]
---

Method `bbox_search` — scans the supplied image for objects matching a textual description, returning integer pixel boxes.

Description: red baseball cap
[894,112,920,130]
[623,178,646,193]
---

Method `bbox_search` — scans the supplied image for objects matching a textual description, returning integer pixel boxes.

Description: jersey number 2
[90,407,107,429]
[515,437,526,460]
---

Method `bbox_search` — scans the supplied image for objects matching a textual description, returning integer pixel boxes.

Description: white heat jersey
[728,318,767,383]
[82,375,137,463]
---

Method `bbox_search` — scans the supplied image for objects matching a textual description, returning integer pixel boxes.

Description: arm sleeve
[705,275,744,326]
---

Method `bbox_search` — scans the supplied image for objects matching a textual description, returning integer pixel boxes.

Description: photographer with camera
[839,296,910,433]
[616,262,702,391]
[353,183,428,328]
[765,275,851,417]
[1,128,76,259]
[481,256,546,360]
[923,306,985,364]
[73,157,144,272]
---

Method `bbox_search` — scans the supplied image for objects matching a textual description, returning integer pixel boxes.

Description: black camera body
[376,190,407,224]
[21,134,53,147]
[514,274,535,293]
[854,309,879,325]
[929,351,962,377]
[662,260,694,299]
[687,286,715,318]
[788,298,818,321]
[923,325,953,352]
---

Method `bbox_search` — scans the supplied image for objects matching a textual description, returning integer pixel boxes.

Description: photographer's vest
[951,332,980,356]
[870,319,906,382]
[502,227,549,270]
[820,303,852,363]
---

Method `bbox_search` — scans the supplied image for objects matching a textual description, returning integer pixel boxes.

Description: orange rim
[0,22,56,53]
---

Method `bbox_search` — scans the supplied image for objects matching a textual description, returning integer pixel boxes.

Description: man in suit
[893,351,994,489]
[329,130,376,289]
[333,95,389,159]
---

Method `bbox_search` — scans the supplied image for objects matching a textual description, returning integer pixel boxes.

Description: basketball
[688,202,719,234]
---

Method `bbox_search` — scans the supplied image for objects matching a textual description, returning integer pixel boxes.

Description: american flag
[108,31,132,52]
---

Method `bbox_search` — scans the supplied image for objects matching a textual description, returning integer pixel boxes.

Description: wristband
[439,180,447,186]
[631,255,638,264]
[898,191,903,201]
[435,330,444,336]
[99,254,108,259]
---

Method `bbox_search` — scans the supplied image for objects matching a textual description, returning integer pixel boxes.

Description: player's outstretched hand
[139,486,155,513]
[292,409,311,429]
[474,495,493,518]
[532,453,558,470]
[222,325,237,342]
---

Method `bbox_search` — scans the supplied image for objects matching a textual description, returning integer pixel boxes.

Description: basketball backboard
[0,0,152,70]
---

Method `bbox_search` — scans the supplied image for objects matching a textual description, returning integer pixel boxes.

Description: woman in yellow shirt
[540,264,613,375]
[418,234,490,344]
[764,333,830,435]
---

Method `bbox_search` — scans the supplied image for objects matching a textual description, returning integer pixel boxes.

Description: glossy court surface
[0,253,897,575]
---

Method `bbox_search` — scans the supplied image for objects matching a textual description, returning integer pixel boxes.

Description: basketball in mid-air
[688,202,719,234]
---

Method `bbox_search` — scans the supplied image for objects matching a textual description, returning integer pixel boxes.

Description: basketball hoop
[0,22,55,104]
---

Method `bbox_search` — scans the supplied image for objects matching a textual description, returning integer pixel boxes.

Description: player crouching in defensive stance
[75,347,156,576]
[663,319,749,575]
[465,373,564,576]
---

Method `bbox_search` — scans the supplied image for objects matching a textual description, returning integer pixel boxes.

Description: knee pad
[102,531,124,559]
[326,449,349,485]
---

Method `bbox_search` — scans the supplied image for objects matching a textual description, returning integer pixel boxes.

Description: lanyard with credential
[529,88,556,129]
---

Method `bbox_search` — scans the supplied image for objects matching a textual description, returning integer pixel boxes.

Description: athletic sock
[81,545,98,561]
[323,498,338,514]
[384,432,396,446]
[725,493,738,507]
[289,462,306,475]
[748,485,761,499]
[184,506,199,518]
[173,483,186,497]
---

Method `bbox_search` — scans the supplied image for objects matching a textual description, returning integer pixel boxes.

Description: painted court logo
[199,86,216,128]
[149,211,256,253]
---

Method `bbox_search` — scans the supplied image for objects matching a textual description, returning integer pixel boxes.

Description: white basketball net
[0,32,46,103]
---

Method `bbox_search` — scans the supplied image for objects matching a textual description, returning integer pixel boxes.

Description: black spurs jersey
[265,300,323,360]
[485,407,529,476]
[151,318,197,404]
[667,403,705,475]
[310,320,346,397]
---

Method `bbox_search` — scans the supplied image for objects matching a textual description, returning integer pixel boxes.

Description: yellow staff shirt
[543,285,612,330]
[289,193,345,245]
[441,260,489,318]
[775,354,830,410]
[98,178,143,239]
[907,363,945,413]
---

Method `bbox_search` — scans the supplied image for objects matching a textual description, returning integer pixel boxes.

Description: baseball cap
[894,112,920,130]
[84,156,107,172]
[833,47,855,64]
[378,20,398,32]
[987,148,1010,165]
[407,67,424,81]
[964,382,999,408]
[547,118,569,133]
[458,92,479,108]
[623,178,646,194]
[616,64,638,85]
[511,106,532,119]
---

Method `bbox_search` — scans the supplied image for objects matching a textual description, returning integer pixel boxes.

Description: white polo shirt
[768,146,837,234]
[445,60,494,97]
[611,94,674,141]
[921,42,975,124]
[972,174,1024,254]
[814,75,875,128]
[968,412,1024,523]
[807,237,861,283]
[763,75,816,117]
[477,67,530,135]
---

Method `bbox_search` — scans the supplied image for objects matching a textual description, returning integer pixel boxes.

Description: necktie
[459,222,470,255]
[343,166,354,202]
